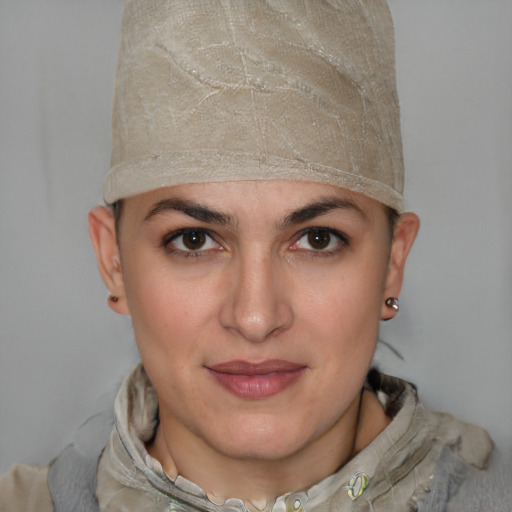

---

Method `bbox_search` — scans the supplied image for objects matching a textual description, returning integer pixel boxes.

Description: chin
[207,420,314,461]
[215,439,303,462]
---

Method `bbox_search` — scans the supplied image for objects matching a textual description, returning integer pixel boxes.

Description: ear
[88,206,130,315]
[381,212,420,320]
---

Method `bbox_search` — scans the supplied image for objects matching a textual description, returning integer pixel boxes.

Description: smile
[207,360,307,399]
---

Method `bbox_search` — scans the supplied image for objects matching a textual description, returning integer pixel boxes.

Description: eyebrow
[144,196,364,228]
[144,198,234,226]
[280,197,365,228]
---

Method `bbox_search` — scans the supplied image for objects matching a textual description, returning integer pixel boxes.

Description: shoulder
[411,404,510,511]
[447,447,512,512]
[415,442,512,512]
[431,409,493,468]
[0,392,116,512]
[0,463,53,512]
[368,370,493,470]
[364,371,498,510]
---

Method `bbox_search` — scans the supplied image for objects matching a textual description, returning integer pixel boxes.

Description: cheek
[123,270,216,403]
[122,257,215,356]
[297,255,387,329]
[293,250,388,381]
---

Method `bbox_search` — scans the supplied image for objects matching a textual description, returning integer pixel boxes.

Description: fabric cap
[103,0,404,211]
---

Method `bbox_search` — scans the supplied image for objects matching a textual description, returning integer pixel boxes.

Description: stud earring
[385,297,399,312]
[108,294,119,303]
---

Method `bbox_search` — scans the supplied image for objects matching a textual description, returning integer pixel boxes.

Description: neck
[147,390,389,505]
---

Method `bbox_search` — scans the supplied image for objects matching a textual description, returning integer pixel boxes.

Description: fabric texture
[103,0,404,210]
[0,463,53,512]
[1,365,504,511]
[416,446,512,512]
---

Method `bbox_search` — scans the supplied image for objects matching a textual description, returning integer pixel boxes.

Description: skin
[89,180,419,504]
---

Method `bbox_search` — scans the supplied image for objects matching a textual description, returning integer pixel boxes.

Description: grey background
[1,1,511,472]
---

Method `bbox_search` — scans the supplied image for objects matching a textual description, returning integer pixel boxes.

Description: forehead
[122,180,387,222]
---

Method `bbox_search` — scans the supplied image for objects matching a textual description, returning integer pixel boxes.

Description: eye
[293,228,347,252]
[165,229,219,253]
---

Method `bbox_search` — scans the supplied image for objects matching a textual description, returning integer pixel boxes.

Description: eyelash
[161,227,350,258]
[291,227,350,256]
[162,228,221,258]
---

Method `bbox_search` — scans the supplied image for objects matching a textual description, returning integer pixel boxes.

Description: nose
[219,251,294,343]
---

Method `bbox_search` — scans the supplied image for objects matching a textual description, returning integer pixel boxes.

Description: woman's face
[93,180,415,461]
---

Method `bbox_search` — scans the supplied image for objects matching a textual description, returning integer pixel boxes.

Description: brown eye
[307,229,331,250]
[182,230,206,250]
[167,229,219,253]
[293,228,348,253]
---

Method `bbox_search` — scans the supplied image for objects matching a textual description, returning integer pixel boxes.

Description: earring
[385,297,399,312]
[108,294,119,303]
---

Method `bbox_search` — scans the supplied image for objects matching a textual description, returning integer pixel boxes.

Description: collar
[97,364,489,511]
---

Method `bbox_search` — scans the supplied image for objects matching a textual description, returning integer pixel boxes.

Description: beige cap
[103,0,404,211]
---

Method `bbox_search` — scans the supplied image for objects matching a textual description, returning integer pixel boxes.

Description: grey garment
[417,447,512,512]
[47,406,115,512]
[46,443,512,512]
[48,446,101,512]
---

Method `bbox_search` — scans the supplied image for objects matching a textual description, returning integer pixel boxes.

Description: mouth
[206,360,307,399]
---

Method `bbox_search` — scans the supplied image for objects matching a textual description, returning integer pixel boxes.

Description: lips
[207,360,306,399]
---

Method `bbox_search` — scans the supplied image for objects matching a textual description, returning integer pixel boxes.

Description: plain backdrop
[1,1,511,473]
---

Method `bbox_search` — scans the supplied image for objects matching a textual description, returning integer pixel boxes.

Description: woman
[1,1,507,510]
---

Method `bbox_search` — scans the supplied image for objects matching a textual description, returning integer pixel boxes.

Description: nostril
[221,302,294,343]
